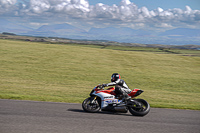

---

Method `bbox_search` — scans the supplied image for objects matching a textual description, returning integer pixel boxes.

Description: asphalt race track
[0,99,200,133]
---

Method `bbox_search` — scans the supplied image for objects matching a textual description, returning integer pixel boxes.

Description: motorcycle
[82,84,150,116]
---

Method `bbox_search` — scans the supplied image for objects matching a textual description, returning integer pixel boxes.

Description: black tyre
[128,99,150,116]
[82,97,100,113]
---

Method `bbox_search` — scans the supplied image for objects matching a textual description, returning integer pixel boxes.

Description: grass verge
[0,39,200,110]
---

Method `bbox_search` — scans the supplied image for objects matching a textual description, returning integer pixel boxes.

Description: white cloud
[0,0,17,14]
[0,0,17,7]
[0,0,200,29]
[155,23,173,28]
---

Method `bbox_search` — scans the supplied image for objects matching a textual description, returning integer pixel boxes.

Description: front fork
[90,96,97,104]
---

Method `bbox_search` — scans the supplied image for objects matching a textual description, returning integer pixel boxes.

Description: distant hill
[0,19,32,33]
[23,23,87,38]
[37,23,86,33]
[89,27,137,35]
[88,27,154,36]
[0,20,200,45]
[160,28,200,37]
[1,33,200,50]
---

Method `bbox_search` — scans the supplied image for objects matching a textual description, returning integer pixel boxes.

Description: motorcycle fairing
[91,87,120,109]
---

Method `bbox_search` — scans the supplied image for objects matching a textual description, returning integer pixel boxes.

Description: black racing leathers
[106,79,131,95]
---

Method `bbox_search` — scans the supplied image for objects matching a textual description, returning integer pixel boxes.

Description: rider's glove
[102,84,108,87]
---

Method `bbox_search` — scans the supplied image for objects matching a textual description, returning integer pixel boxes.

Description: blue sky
[88,0,200,10]
[1,0,200,30]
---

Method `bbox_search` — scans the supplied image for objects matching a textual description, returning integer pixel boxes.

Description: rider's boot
[121,93,131,104]
[115,94,123,100]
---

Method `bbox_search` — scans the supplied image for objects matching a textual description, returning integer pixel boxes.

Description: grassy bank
[0,39,200,110]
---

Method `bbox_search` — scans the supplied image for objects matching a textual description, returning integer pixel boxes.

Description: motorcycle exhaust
[114,106,127,113]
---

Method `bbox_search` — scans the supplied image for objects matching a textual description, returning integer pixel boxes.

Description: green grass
[0,39,200,110]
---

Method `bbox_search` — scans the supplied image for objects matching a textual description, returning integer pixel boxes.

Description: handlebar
[97,84,104,90]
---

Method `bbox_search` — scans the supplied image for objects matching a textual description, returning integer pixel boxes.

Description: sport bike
[82,84,150,116]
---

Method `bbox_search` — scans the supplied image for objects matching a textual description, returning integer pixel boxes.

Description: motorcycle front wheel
[128,99,150,116]
[82,97,100,113]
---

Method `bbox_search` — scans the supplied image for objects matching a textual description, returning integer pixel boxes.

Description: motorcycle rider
[102,73,131,103]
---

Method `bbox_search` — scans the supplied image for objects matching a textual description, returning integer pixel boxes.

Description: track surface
[0,99,200,133]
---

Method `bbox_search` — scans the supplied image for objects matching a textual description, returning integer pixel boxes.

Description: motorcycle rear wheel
[128,99,150,116]
[82,97,100,113]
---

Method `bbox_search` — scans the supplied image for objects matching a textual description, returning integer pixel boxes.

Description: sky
[88,0,200,10]
[0,0,200,30]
